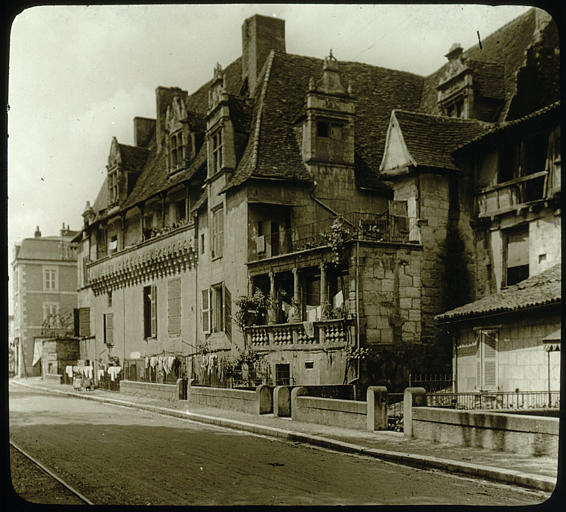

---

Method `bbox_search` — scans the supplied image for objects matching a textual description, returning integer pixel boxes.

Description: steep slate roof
[455,100,560,151]
[224,50,425,192]
[118,143,149,172]
[436,264,561,322]
[420,8,539,121]
[392,110,492,170]
[15,237,78,261]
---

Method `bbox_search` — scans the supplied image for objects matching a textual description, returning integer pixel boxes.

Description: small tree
[321,216,351,265]
[234,290,272,332]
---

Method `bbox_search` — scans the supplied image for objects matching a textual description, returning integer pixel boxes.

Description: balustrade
[246,318,347,350]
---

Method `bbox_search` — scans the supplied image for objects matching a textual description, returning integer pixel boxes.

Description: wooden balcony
[245,318,349,351]
[475,170,548,218]
[87,223,197,294]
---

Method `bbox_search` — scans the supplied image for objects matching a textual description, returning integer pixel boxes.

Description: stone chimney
[133,117,156,148]
[241,14,285,96]
[445,42,463,62]
[34,226,41,238]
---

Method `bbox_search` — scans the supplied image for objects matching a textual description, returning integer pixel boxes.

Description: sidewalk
[11,377,558,493]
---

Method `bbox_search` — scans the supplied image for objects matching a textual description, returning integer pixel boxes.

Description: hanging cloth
[32,340,43,366]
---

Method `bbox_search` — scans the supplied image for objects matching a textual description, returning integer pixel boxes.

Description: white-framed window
[201,288,211,334]
[211,129,223,174]
[43,267,58,291]
[143,285,157,338]
[476,328,498,391]
[202,284,231,338]
[211,206,224,259]
[43,302,60,327]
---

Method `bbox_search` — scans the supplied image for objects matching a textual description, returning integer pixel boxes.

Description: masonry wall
[454,308,561,392]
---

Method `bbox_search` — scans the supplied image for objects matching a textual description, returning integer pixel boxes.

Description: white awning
[543,329,561,351]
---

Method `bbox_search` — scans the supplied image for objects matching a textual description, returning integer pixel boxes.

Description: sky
[7,3,534,312]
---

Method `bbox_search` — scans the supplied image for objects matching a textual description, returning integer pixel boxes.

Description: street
[9,382,549,506]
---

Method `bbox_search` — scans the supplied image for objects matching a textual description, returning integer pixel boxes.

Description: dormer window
[170,130,185,172]
[212,129,223,174]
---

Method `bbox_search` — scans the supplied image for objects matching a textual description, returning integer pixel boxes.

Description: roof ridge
[250,50,276,172]
[393,108,492,125]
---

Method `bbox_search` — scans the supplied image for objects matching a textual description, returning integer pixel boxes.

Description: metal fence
[386,392,405,431]
[97,370,121,392]
[426,390,560,410]
[408,373,453,393]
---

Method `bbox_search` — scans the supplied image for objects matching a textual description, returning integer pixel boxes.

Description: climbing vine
[234,290,272,332]
[321,216,351,264]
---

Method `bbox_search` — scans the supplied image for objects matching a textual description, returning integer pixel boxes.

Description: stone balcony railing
[87,224,197,295]
[245,318,348,350]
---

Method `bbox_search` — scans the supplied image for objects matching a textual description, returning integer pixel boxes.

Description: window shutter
[74,309,80,337]
[104,313,114,346]
[150,285,157,337]
[482,330,497,390]
[168,278,181,337]
[224,285,232,340]
[79,308,90,337]
[201,289,210,333]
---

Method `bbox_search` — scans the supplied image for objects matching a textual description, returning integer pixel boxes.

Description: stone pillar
[160,191,167,228]
[289,267,301,322]
[320,263,329,319]
[248,276,254,296]
[290,386,309,421]
[256,384,273,415]
[367,386,388,431]
[268,270,277,324]
[403,387,427,438]
[138,202,145,241]
[119,213,127,250]
[273,385,292,417]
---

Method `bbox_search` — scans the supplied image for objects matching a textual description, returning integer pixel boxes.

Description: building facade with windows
[75,8,559,392]
[11,225,79,377]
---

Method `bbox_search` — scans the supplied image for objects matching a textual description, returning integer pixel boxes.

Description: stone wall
[120,380,178,403]
[411,407,559,456]
[292,392,367,430]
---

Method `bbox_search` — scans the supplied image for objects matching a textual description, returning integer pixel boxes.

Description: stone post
[291,386,309,421]
[403,387,427,438]
[248,276,254,296]
[138,202,145,241]
[367,386,388,431]
[274,385,292,417]
[256,384,273,414]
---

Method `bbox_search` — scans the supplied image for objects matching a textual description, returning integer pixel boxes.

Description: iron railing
[426,390,560,410]
[408,372,453,393]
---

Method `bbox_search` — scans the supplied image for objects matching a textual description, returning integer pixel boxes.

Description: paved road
[9,383,549,506]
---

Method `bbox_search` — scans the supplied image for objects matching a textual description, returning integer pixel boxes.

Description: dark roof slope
[456,100,560,151]
[224,50,425,192]
[393,110,492,170]
[15,237,78,261]
[436,263,561,321]
[420,8,538,120]
[118,143,149,172]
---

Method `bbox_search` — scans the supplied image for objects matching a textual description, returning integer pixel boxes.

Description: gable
[380,113,415,174]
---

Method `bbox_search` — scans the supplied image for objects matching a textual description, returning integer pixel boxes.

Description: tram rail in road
[10,439,94,506]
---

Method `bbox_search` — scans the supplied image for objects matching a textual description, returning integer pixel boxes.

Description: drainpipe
[123,288,126,367]
[309,182,354,227]
[193,212,199,381]
[355,239,360,381]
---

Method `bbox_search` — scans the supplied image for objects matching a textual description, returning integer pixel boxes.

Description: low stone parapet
[44,373,63,385]
[120,380,177,403]
[291,387,367,430]
[188,383,273,415]
[410,407,559,456]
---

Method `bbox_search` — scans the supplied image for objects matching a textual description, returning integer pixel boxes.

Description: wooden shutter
[79,308,90,337]
[168,278,181,337]
[104,313,114,346]
[150,285,157,337]
[482,330,498,390]
[74,309,80,337]
[201,289,210,333]
[224,285,232,340]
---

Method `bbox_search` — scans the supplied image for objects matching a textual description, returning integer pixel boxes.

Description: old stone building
[12,225,79,377]
[74,8,559,392]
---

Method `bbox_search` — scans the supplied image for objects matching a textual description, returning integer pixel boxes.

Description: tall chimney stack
[241,14,285,96]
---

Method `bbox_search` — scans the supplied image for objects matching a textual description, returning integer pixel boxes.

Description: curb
[12,381,556,492]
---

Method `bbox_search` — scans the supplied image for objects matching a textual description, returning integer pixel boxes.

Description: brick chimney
[133,117,156,148]
[241,14,285,96]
